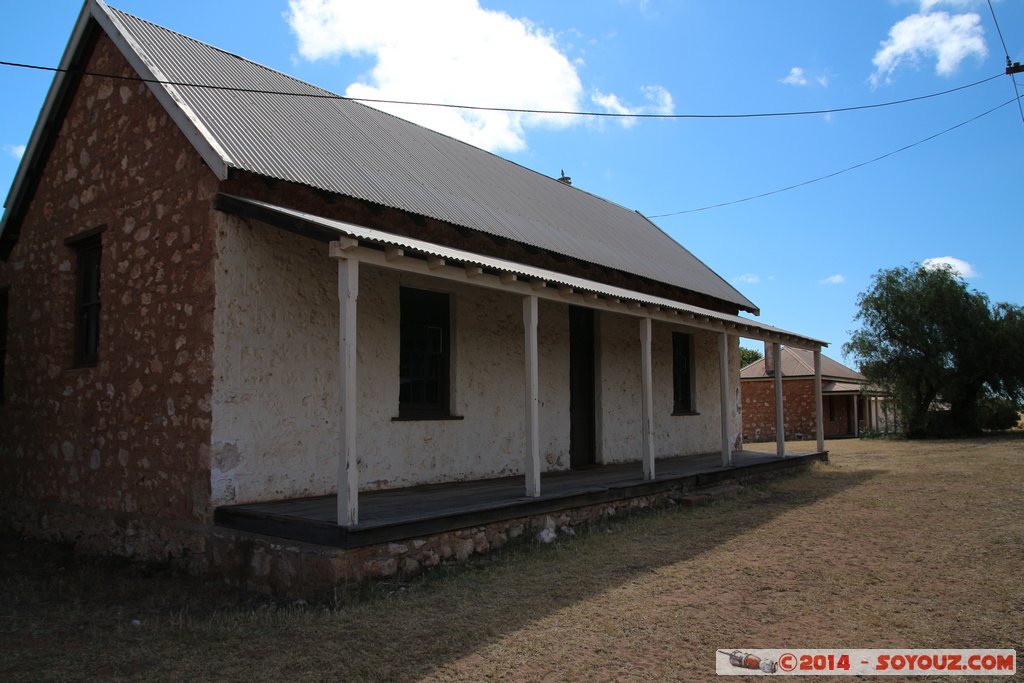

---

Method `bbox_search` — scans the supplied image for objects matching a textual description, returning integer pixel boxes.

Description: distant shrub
[924,410,973,438]
[978,397,1022,432]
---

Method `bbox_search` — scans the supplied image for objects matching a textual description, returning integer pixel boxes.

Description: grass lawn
[2,435,1022,681]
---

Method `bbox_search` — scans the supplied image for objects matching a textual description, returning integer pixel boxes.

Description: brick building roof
[740,346,865,382]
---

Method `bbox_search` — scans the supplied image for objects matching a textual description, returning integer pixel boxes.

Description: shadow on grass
[1,465,883,681]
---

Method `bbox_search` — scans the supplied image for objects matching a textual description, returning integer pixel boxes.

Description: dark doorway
[569,306,596,468]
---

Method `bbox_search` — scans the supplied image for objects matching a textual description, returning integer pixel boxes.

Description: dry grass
[2,435,1022,681]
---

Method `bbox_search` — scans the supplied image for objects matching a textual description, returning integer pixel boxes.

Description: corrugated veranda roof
[218,194,828,349]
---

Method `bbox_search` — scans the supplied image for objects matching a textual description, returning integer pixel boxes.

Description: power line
[1011,76,1024,126]
[648,95,1021,218]
[987,0,1011,61]
[1009,74,1024,127]
[2,57,1015,215]
[0,59,1004,121]
[986,0,1024,127]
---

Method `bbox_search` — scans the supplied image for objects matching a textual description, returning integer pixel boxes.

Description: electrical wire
[987,0,1011,60]
[1010,76,1024,127]
[0,59,1005,121]
[648,95,1021,218]
[1011,76,1024,124]
[986,0,1024,127]
[1,57,1016,214]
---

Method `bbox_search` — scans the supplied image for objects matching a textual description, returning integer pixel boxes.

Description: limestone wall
[210,214,744,504]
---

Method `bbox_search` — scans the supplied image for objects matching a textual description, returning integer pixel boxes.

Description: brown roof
[740,347,865,382]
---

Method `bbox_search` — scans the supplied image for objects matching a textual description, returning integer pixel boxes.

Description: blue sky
[1,0,1021,364]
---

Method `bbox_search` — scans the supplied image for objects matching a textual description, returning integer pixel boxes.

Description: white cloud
[781,67,808,86]
[3,144,26,160]
[734,273,761,284]
[641,85,674,113]
[923,256,978,278]
[591,85,674,128]
[871,10,987,86]
[287,0,663,152]
[819,274,845,285]
[781,66,830,88]
[592,92,632,116]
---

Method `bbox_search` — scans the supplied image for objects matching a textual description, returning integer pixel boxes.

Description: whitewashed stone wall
[210,214,341,506]
[211,215,742,505]
[597,316,740,463]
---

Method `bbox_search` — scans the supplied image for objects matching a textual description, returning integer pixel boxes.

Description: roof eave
[634,209,759,315]
[91,0,230,178]
[229,168,761,318]
[215,193,827,349]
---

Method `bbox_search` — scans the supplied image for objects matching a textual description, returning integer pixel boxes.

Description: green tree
[844,263,1023,438]
[991,303,1024,406]
[739,346,763,368]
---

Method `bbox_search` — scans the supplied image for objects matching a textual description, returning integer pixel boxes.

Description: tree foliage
[844,263,1024,438]
[739,346,763,368]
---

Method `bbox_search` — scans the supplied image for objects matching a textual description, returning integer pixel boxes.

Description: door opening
[569,306,596,468]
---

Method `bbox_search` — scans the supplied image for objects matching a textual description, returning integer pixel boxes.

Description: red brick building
[741,344,894,442]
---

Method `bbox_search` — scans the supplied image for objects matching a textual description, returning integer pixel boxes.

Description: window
[672,331,696,414]
[0,289,7,405]
[66,229,103,367]
[398,287,455,419]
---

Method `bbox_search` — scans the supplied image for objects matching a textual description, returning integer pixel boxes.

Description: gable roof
[1,0,758,314]
[740,347,864,382]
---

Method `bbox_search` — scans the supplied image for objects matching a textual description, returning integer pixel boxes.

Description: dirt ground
[2,434,1022,681]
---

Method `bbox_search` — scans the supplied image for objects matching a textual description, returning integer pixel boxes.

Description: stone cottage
[0,1,828,589]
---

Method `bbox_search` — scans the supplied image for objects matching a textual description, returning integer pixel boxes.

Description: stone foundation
[1,458,819,597]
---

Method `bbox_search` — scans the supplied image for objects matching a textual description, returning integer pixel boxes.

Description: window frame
[65,227,104,368]
[671,331,698,416]
[395,286,461,421]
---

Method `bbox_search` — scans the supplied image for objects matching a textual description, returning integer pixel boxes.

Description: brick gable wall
[0,32,219,541]
[741,378,858,441]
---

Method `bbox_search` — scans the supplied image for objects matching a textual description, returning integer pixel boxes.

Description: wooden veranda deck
[214,449,827,548]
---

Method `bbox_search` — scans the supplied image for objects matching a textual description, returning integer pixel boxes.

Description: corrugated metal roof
[740,347,864,381]
[95,2,758,313]
[821,381,864,394]
[218,194,826,348]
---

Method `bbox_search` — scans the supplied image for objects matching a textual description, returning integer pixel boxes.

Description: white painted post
[814,349,824,453]
[719,332,731,466]
[853,394,860,438]
[523,295,541,497]
[774,343,785,458]
[336,253,359,526]
[640,317,655,480]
